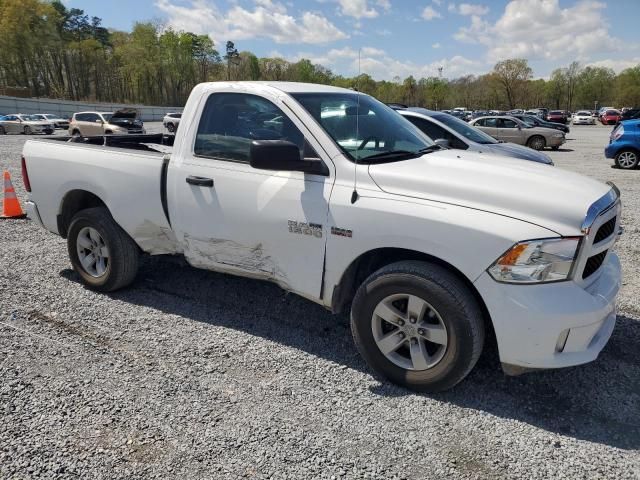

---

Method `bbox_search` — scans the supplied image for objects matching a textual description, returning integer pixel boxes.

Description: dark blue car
[605,119,640,169]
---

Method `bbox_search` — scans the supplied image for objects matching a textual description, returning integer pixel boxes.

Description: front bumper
[474,251,621,370]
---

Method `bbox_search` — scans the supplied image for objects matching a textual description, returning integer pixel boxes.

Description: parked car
[163,112,182,133]
[0,114,54,135]
[605,120,640,169]
[469,116,566,150]
[510,114,570,134]
[507,109,524,115]
[600,109,621,125]
[397,107,553,164]
[547,110,569,124]
[572,110,596,125]
[22,81,621,392]
[30,113,70,129]
[620,108,640,122]
[69,109,145,136]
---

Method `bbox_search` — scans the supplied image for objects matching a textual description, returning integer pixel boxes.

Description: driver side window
[195,93,309,163]
[499,119,517,129]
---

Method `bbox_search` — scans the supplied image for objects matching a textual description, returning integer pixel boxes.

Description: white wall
[0,96,182,121]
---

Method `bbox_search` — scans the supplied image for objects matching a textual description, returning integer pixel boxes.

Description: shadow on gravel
[61,256,640,451]
[550,148,574,152]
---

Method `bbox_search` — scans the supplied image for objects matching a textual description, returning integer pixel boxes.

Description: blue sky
[64,0,640,80]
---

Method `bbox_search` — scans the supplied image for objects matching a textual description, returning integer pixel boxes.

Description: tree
[492,59,533,109]
[224,41,239,80]
[565,61,582,111]
[615,66,640,107]
[546,68,567,109]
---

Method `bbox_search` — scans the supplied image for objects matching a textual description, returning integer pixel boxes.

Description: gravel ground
[1,123,639,479]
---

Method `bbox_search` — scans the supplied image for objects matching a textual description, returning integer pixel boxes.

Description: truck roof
[200,81,354,94]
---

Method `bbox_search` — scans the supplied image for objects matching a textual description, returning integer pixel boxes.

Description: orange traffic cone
[1,171,26,219]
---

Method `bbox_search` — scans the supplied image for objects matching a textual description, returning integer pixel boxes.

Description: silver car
[468,115,566,151]
[31,114,70,129]
[0,114,54,135]
[398,108,553,164]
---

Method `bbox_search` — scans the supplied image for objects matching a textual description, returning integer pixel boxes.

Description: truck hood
[367,149,611,235]
[480,142,553,164]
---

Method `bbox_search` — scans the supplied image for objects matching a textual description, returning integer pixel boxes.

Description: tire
[24,126,32,135]
[615,149,639,170]
[67,207,139,292]
[0,126,5,135]
[527,135,546,150]
[551,146,559,151]
[350,261,485,392]
[166,123,176,133]
[71,129,81,137]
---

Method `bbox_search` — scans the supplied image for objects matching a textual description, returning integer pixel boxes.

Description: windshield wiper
[358,145,442,164]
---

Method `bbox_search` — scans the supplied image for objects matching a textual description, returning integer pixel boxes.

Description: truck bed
[23,134,178,255]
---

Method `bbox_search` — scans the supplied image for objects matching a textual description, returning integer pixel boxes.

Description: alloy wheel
[76,227,110,277]
[371,293,448,371]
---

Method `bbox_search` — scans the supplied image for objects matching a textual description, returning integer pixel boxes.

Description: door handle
[186,176,214,187]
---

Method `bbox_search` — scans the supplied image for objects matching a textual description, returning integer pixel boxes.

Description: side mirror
[434,138,450,148]
[517,125,522,130]
[250,140,328,176]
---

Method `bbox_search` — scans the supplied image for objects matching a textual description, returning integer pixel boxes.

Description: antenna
[351,48,361,204]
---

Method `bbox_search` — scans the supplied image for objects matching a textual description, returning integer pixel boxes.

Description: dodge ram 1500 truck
[21,82,622,392]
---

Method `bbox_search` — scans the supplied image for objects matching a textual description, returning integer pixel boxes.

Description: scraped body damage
[133,220,181,255]
[182,234,289,288]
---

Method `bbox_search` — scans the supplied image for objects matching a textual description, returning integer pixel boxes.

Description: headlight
[488,237,580,284]
[553,132,564,137]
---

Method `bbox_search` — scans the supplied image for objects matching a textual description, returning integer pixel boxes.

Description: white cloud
[376,0,391,11]
[290,46,485,80]
[421,5,442,20]
[454,0,623,64]
[457,3,489,16]
[432,0,442,5]
[337,0,379,18]
[156,0,348,44]
[432,42,441,49]
[586,58,640,73]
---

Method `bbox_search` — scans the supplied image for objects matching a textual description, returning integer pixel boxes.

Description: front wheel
[0,126,5,135]
[615,149,639,169]
[67,207,139,292]
[23,126,32,135]
[166,123,176,133]
[350,261,485,392]
[527,135,546,150]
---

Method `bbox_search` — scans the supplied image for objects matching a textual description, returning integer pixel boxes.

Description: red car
[547,110,568,124]
[601,109,621,125]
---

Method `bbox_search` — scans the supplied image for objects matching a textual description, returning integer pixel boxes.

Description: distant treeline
[1,0,639,110]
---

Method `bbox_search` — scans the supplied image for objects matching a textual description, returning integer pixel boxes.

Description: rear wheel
[166,123,176,133]
[67,207,139,292]
[23,126,32,135]
[615,149,639,169]
[71,129,81,138]
[350,261,485,392]
[0,126,5,135]
[527,135,546,150]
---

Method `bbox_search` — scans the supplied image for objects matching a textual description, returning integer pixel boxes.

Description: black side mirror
[250,140,328,176]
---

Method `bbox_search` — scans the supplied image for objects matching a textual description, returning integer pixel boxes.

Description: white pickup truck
[22,82,622,392]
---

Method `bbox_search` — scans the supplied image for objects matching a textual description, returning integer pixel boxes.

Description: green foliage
[0,0,638,109]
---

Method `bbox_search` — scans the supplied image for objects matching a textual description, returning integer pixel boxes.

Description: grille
[582,250,608,279]
[594,216,616,244]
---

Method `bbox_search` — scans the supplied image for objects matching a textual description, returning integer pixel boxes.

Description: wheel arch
[331,247,493,332]
[57,189,109,238]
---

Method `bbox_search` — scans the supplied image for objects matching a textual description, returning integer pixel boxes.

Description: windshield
[576,111,591,116]
[432,113,498,144]
[291,92,433,162]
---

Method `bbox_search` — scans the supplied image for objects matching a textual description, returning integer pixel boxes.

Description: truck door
[169,91,333,301]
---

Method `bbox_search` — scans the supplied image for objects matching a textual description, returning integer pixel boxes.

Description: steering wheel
[357,136,380,151]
